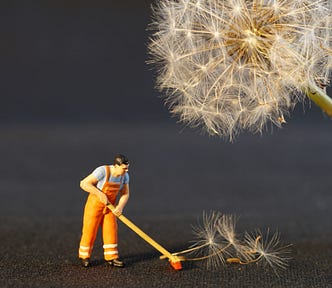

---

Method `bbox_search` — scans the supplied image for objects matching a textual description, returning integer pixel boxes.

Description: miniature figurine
[78,154,130,268]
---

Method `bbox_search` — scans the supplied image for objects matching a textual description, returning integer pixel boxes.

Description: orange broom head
[170,261,182,270]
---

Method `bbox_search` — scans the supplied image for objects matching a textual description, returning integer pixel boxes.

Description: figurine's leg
[79,197,104,259]
[102,212,118,261]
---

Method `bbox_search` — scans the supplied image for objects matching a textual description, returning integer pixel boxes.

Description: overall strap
[104,165,111,183]
[120,174,124,185]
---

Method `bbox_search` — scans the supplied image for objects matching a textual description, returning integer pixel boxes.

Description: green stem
[303,82,332,117]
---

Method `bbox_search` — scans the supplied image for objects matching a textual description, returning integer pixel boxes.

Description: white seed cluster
[148,0,332,139]
[190,212,290,272]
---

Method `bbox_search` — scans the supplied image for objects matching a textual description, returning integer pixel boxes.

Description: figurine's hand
[112,206,123,217]
[97,192,108,205]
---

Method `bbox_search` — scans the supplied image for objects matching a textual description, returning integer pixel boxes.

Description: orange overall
[79,166,123,261]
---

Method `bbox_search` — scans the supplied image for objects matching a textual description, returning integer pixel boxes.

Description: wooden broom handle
[106,204,181,263]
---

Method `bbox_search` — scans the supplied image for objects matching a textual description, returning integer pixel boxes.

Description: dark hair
[114,154,129,166]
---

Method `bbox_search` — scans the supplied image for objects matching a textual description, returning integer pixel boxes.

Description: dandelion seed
[190,211,228,268]
[216,214,238,246]
[148,0,332,140]
[170,211,291,274]
[244,229,291,274]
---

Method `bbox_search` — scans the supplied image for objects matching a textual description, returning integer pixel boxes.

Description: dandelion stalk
[305,82,332,117]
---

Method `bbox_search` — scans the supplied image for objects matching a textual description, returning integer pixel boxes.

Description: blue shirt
[92,165,129,190]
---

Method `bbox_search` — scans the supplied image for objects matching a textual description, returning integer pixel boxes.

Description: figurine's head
[113,154,129,175]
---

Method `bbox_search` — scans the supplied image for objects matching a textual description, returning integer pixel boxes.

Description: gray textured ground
[1,115,331,287]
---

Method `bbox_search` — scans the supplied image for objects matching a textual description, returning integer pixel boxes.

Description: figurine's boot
[106,258,125,268]
[80,258,90,268]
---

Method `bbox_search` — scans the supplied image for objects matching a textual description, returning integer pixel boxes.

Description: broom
[107,203,183,270]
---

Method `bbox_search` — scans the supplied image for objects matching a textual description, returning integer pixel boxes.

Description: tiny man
[78,154,130,268]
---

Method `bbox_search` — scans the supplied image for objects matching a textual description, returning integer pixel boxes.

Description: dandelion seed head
[148,0,332,140]
[195,0,202,7]
[233,5,242,15]
[272,1,280,13]
[213,31,220,39]
[200,64,207,72]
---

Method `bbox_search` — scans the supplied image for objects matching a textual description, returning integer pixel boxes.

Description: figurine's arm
[80,174,108,204]
[113,184,130,216]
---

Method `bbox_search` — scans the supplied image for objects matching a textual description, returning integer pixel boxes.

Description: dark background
[0,1,331,287]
